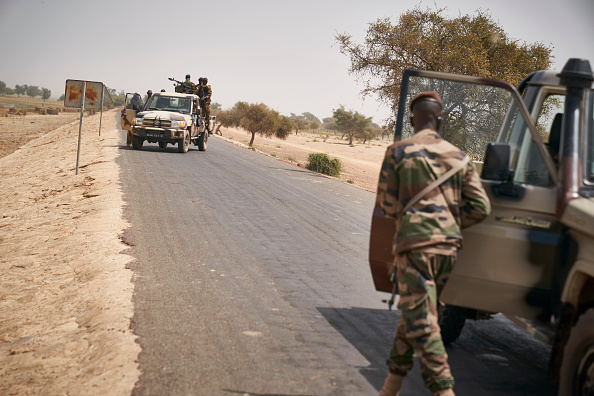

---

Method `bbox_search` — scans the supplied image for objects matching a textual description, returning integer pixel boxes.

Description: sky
[1,0,593,124]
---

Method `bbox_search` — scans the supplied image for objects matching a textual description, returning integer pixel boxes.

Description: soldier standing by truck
[196,77,212,133]
[376,91,491,396]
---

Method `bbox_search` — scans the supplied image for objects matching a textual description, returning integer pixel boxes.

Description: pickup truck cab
[369,58,594,395]
[122,92,209,153]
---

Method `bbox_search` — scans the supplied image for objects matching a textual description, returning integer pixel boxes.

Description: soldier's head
[185,74,191,83]
[203,77,208,85]
[410,91,442,133]
[147,90,152,96]
[198,77,204,84]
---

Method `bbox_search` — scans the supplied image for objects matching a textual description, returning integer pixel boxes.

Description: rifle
[168,77,195,94]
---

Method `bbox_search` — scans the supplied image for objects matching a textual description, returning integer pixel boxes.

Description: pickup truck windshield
[148,96,191,113]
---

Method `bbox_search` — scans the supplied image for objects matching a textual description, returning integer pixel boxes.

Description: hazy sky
[1,0,593,123]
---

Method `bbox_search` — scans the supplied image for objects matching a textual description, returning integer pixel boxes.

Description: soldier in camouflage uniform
[376,91,491,396]
[196,77,212,133]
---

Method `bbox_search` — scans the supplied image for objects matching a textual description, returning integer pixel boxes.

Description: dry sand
[0,111,391,394]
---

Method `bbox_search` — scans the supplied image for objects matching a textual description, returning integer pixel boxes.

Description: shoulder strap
[401,155,471,216]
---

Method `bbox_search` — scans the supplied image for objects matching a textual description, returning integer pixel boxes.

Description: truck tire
[131,135,143,150]
[198,131,208,151]
[158,141,167,149]
[559,308,594,396]
[438,305,466,345]
[178,130,189,153]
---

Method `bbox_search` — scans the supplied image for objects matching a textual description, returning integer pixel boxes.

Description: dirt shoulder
[0,112,390,394]
[0,110,139,395]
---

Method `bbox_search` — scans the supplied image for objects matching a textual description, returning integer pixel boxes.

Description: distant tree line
[0,81,53,102]
[213,101,387,147]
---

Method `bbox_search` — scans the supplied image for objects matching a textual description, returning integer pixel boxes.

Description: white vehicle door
[121,93,144,131]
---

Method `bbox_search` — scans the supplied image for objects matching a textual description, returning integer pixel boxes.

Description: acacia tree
[335,6,554,121]
[221,102,292,146]
[332,106,372,145]
[26,85,40,98]
[41,88,51,101]
[15,84,27,97]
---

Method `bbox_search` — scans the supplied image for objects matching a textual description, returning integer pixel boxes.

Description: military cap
[410,91,442,111]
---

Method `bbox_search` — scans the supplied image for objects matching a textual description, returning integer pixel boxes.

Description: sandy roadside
[0,110,140,395]
[0,111,390,395]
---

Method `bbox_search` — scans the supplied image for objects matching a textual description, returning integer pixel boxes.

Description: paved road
[116,124,558,395]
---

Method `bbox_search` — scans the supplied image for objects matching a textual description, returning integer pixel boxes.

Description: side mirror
[482,142,512,181]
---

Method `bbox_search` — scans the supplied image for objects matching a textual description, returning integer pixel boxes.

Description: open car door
[369,70,562,321]
[120,93,144,132]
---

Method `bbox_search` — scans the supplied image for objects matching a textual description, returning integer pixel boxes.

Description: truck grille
[142,119,172,128]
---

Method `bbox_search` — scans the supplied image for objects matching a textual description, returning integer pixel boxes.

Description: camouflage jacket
[196,84,212,102]
[377,129,490,254]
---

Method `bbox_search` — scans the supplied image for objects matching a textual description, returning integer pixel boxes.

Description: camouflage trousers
[387,248,456,392]
[201,102,211,129]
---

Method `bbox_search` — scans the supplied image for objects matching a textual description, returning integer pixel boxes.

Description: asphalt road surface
[117,126,559,395]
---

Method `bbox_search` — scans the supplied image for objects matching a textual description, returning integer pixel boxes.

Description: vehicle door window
[536,94,566,166]
[499,100,554,187]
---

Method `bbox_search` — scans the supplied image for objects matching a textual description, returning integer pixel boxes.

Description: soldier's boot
[378,372,404,396]
[433,388,455,396]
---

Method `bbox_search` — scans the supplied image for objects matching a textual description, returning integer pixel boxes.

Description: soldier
[144,90,152,110]
[196,77,212,133]
[376,91,490,396]
[180,74,195,94]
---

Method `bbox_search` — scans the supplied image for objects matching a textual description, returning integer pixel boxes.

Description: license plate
[146,133,162,138]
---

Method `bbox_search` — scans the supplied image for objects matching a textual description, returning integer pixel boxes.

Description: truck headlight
[133,117,143,125]
[171,120,186,128]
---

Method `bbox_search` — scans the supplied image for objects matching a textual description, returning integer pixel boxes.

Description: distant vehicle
[121,92,211,153]
[369,58,594,396]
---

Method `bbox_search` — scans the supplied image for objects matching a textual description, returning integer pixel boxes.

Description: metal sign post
[75,81,87,175]
[98,86,113,137]
[64,79,107,174]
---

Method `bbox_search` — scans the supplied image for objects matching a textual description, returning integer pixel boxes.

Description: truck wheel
[178,130,189,153]
[198,131,208,151]
[158,141,167,149]
[131,135,144,150]
[438,305,466,345]
[559,308,594,396]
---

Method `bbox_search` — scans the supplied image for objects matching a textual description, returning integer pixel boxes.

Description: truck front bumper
[131,127,185,140]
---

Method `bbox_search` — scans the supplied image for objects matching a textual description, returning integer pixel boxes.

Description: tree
[15,84,27,97]
[59,93,65,101]
[3,87,15,95]
[322,117,336,131]
[220,102,291,146]
[0,81,6,95]
[335,6,554,121]
[41,88,51,102]
[211,102,222,112]
[332,106,372,145]
[301,112,321,124]
[290,114,309,135]
[26,85,40,98]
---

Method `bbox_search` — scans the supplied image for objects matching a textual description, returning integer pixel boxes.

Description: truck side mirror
[482,142,512,181]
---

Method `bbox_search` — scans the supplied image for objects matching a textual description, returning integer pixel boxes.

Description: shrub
[306,153,342,177]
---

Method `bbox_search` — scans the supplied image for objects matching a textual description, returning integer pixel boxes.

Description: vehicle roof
[152,92,197,99]
[526,70,594,89]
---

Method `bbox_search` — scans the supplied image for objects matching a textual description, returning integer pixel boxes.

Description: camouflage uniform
[196,84,212,130]
[377,129,490,393]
